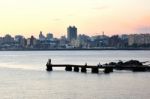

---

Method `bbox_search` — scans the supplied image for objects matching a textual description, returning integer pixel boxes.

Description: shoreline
[0,48,150,51]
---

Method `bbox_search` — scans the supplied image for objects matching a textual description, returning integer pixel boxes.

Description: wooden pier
[46,59,150,73]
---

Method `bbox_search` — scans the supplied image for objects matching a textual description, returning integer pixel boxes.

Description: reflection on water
[0,68,150,99]
[0,51,150,99]
[0,50,150,70]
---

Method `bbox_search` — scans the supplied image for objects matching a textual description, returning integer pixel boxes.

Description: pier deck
[46,59,150,73]
[51,64,150,70]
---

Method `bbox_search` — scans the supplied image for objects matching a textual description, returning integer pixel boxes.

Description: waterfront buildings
[0,26,150,50]
[3,34,14,44]
[128,34,150,46]
[46,33,53,40]
[67,26,77,41]
[15,35,26,48]
[39,31,46,41]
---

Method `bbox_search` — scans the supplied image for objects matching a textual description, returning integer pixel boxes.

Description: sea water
[0,50,150,99]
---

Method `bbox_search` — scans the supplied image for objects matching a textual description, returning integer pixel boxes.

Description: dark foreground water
[0,51,150,99]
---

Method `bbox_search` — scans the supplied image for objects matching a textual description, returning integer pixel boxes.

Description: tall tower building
[46,33,53,40]
[67,26,77,41]
[39,31,45,41]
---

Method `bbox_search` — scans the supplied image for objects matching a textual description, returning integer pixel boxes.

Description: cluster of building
[0,26,150,50]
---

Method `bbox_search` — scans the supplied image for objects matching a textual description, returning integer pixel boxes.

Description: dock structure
[46,59,150,74]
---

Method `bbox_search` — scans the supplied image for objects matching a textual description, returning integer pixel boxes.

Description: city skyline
[0,26,150,39]
[0,32,150,50]
[0,0,150,37]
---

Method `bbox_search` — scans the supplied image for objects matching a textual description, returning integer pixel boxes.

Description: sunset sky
[0,0,150,38]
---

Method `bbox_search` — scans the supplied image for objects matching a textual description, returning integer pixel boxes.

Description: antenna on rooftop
[102,31,104,36]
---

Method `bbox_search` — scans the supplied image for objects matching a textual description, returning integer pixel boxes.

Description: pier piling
[74,66,79,72]
[65,66,72,71]
[91,67,99,73]
[46,59,53,71]
[104,67,113,73]
[81,67,87,73]
[81,63,87,73]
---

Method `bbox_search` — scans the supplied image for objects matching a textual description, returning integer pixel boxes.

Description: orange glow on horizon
[0,0,150,38]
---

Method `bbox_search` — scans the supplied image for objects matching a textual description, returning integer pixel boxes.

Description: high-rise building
[3,34,14,44]
[59,36,67,47]
[27,36,37,47]
[15,35,26,47]
[0,37,3,44]
[46,33,53,40]
[39,31,45,41]
[128,34,150,46]
[67,26,77,41]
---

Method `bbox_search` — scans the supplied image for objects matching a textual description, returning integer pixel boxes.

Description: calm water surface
[0,50,150,99]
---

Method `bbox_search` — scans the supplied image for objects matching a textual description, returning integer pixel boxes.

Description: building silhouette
[39,31,45,41]
[46,33,53,40]
[67,26,77,41]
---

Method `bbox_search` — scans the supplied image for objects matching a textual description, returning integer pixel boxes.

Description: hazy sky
[0,0,150,37]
